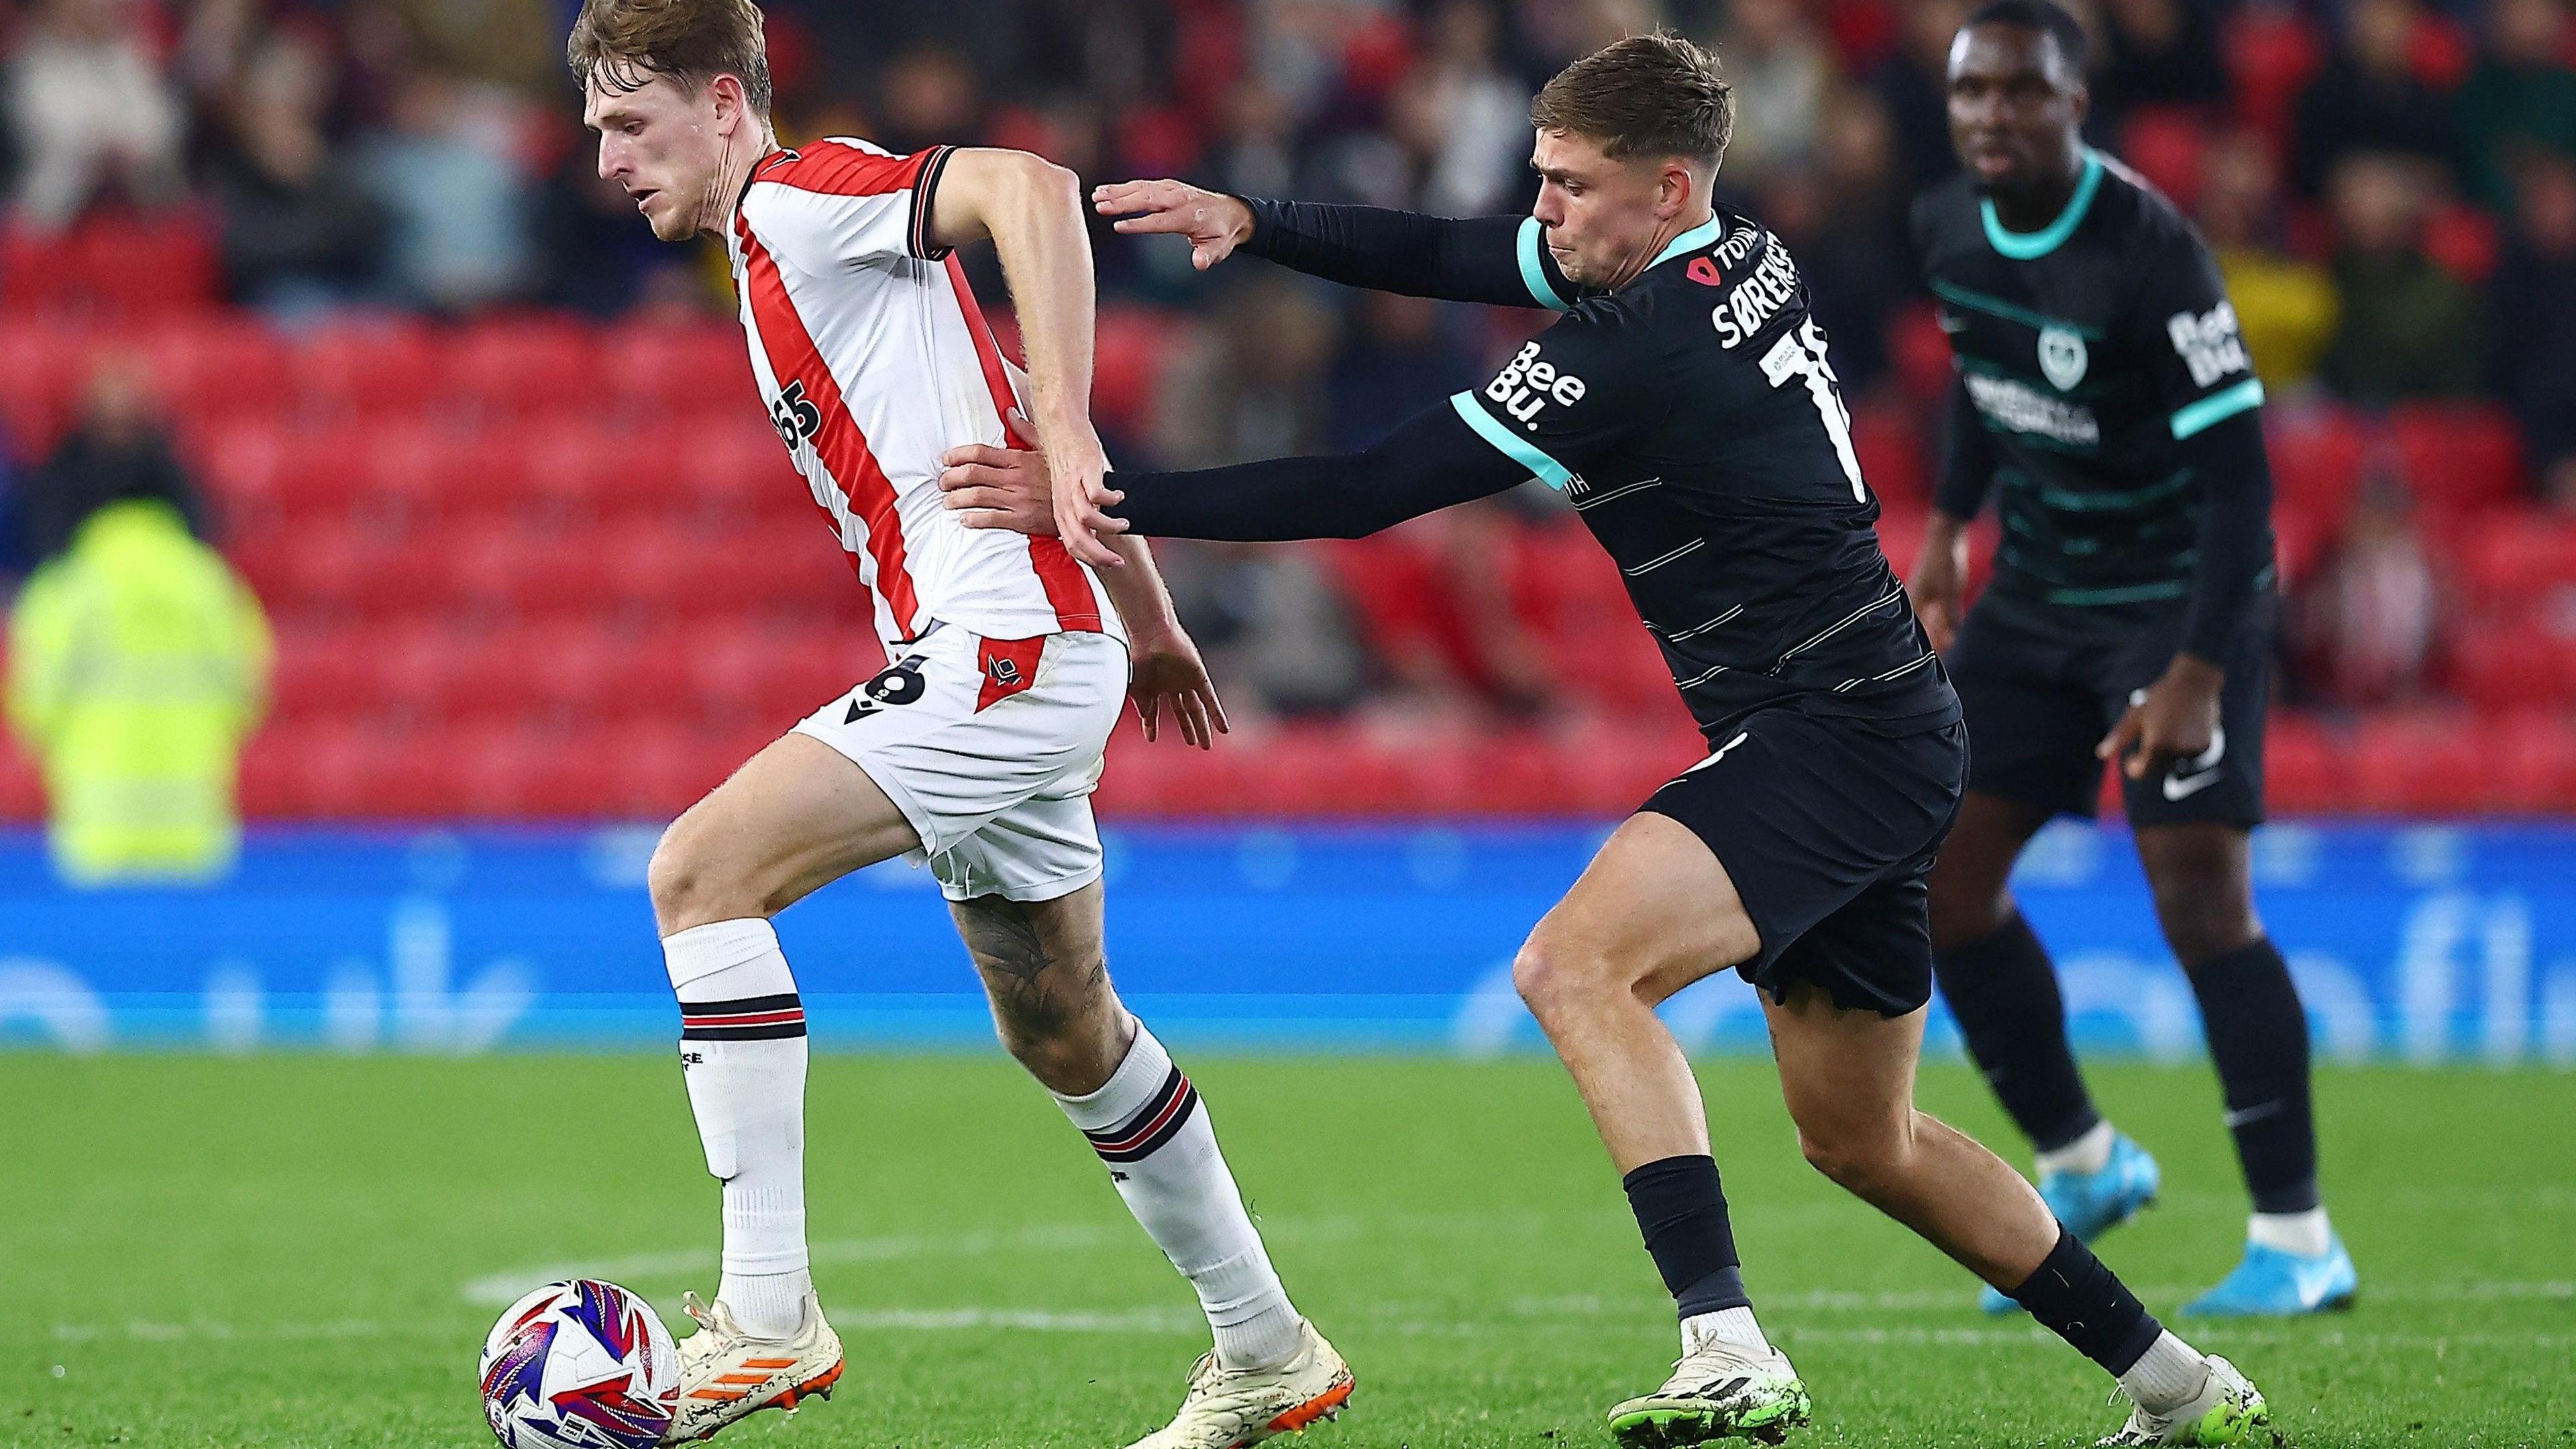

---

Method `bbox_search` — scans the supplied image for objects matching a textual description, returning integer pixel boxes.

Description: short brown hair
[1529,31,1734,170]
[568,0,773,116]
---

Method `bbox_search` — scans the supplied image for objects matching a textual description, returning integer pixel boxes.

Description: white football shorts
[792,623,1127,902]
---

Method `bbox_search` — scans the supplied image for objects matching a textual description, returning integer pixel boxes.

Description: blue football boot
[1980,1132,2163,1314]
[2180,1234,2359,1317]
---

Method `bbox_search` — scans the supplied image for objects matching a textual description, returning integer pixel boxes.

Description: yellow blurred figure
[6,498,272,885]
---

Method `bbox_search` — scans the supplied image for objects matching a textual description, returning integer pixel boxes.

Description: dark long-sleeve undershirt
[2174,409,2275,662]
[1105,405,1525,541]
[1933,374,1998,521]
[1241,199,1559,309]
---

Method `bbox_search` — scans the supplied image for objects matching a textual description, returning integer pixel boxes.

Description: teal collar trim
[1981,150,2103,260]
[1649,212,1727,270]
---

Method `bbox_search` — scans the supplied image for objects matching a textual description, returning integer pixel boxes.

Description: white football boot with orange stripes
[1124,1319,1353,1449]
[659,1288,845,1444]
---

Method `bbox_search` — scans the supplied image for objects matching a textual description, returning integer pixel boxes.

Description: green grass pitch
[2,1053,2568,1447]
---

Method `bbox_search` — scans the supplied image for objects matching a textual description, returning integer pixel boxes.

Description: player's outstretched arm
[1095,178,1574,311]
[926,147,1124,568]
[940,404,1527,543]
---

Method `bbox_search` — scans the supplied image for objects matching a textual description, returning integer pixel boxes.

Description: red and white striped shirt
[724,138,1120,649]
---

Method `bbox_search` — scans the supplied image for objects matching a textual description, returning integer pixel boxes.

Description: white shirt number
[1759,320,1866,501]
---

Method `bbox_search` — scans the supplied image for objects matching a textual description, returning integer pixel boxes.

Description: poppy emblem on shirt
[2037,327,2088,392]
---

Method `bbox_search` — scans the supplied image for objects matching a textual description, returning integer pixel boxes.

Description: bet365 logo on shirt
[1485,340,1587,429]
[2167,303,2251,388]
[769,379,821,452]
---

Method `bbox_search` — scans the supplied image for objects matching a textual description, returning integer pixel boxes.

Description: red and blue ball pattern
[478,1279,678,1449]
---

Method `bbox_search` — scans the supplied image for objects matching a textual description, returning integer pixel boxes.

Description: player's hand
[1047,433,1128,569]
[1126,625,1230,749]
[1907,517,1971,654]
[941,444,1128,540]
[2098,654,2225,780]
[1093,180,1254,271]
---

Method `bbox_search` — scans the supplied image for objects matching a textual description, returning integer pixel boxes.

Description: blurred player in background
[566,3,1350,1444]
[947,32,2271,1449]
[1908,0,2357,1318]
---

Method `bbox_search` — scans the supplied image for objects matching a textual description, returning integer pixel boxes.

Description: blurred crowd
[3,0,2575,737]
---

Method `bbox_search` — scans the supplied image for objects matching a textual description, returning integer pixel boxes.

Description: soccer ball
[479,1279,680,1449]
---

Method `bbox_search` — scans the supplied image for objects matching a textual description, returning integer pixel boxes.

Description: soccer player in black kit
[1909,0,2357,1320]
[943,32,2272,1449]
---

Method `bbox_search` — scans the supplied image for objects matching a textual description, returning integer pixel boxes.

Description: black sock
[2007,1228,2165,1375]
[1934,911,2102,1152]
[1622,1155,1750,1319]
[2186,936,2320,1214]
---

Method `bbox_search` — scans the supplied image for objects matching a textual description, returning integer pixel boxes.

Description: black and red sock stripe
[1085,1066,1199,1163]
[678,993,807,1042]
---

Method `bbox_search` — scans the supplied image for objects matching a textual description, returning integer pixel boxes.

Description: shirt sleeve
[2131,226,2265,441]
[1106,403,1526,541]
[1445,304,1666,490]
[743,141,955,273]
[1243,201,1576,311]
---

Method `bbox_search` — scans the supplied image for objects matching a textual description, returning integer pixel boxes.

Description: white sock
[1055,1022,1301,1370]
[2035,1120,2116,1177]
[2117,1330,2212,1416]
[2247,1206,2333,1258]
[1681,1305,1769,1357]
[665,918,811,1340]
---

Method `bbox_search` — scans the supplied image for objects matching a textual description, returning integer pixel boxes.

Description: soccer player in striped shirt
[567,3,1351,1444]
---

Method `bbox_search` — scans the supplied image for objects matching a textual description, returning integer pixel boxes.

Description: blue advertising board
[1,821,2571,1063]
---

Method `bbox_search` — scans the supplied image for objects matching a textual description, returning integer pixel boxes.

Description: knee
[647,817,750,934]
[1926,872,2013,955]
[991,988,1120,1090]
[2149,875,2257,968]
[1513,936,1622,1023]
[1794,1115,1913,1200]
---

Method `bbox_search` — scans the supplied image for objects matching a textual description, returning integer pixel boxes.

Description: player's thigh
[651,731,922,932]
[1635,713,1966,1011]
[2118,614,2273,833]
[1761,977,1929,1152]
[1924,789,2057,948]
[1519,811,1762,1007]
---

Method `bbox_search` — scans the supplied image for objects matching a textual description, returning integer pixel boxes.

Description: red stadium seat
[2265,408,2373,527]
[1886,301,1956,405]
[2264,711,2339,814]
[2490,711,2576,813]
[2224,9,2322,146]
[267,521,440,618]
[2445,621,2571,712]
[2450,510,2576,617]
[2352,710,2493,814]
[1093,306,1181,437]
[268,621,385,724]
[1850,398,1925,505]
[604,321,756,423]
[147,319,289,425]
[289,322,441,419]
[0,319,87,455]
[677,421,805,523]
[2118,107,2210,211]
[2390,402,2525,514]
[444,319,598,421]
[76,213,219,317]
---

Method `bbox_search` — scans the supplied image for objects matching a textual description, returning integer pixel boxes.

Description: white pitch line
[460,1224,1126,1306]
[66,1280,2576,1349]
